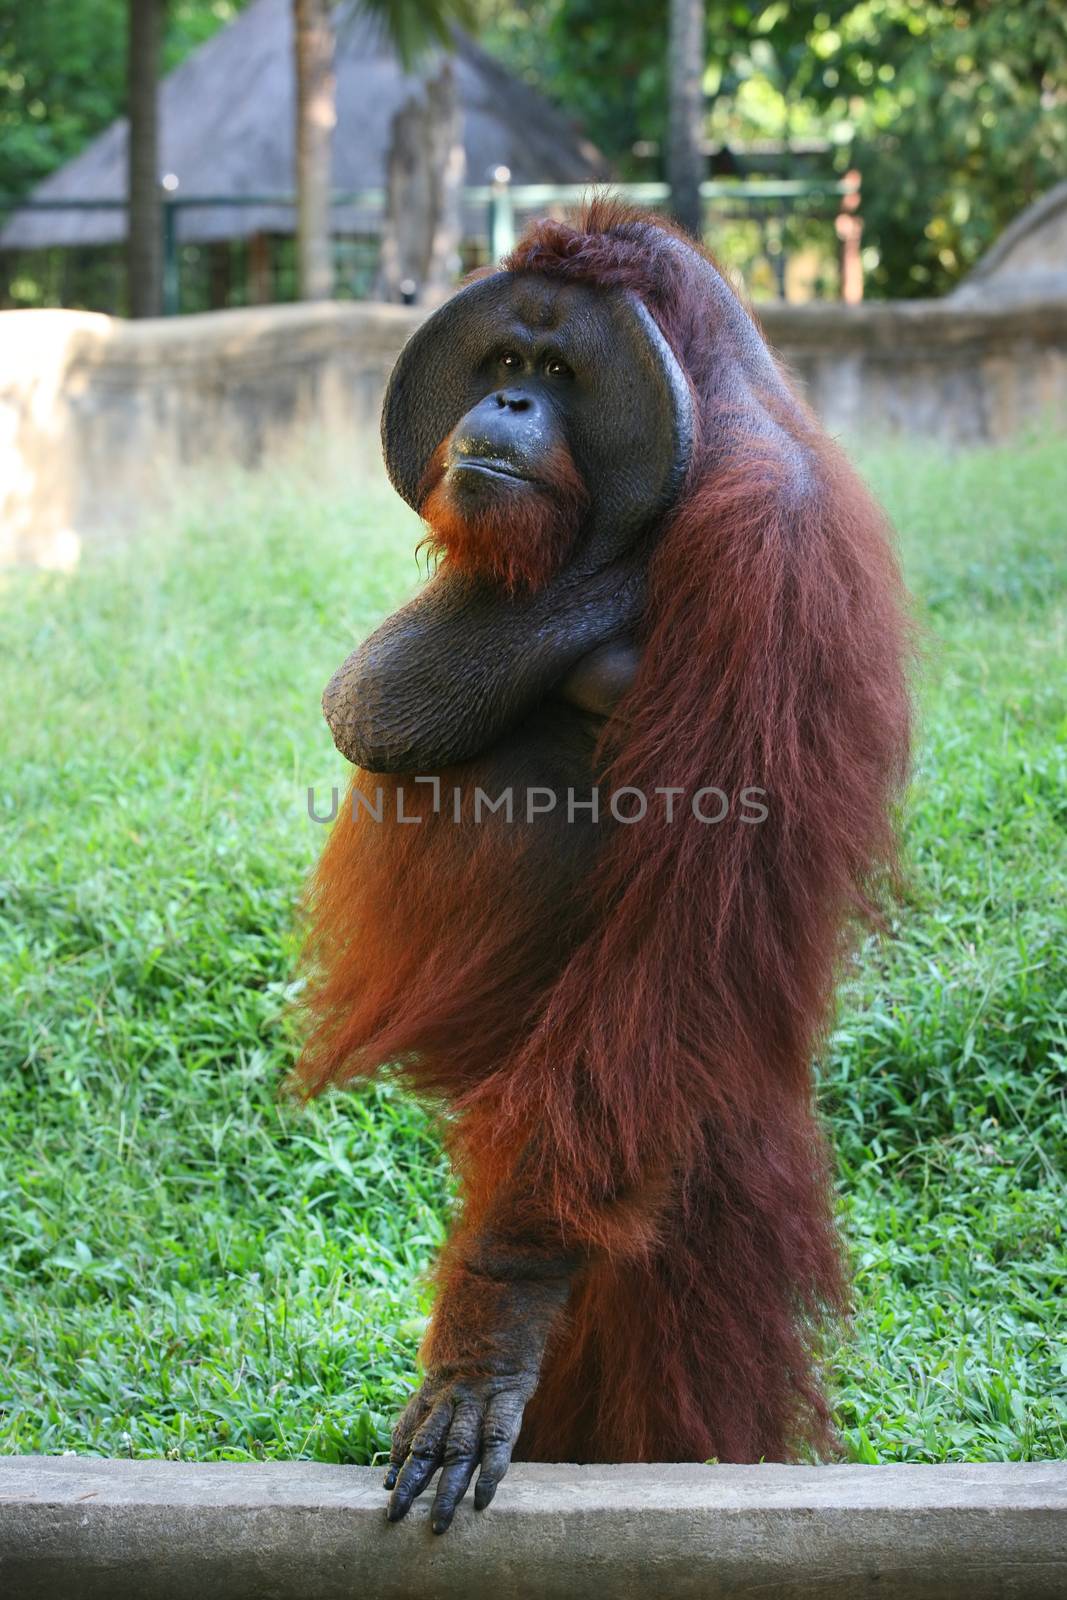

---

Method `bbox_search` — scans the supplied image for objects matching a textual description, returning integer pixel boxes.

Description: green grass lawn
[1,438,1064,1466]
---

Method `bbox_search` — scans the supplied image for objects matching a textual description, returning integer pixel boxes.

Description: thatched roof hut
[0,0,607,252]
[952,181,1067,305]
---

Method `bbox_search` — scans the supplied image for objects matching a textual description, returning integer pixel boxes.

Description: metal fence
[0,173,863,315]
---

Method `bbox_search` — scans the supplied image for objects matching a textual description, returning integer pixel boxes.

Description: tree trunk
[380,59,465,306]
[126,0,163,318]
[667,0,705,239]
[294,0,335,301]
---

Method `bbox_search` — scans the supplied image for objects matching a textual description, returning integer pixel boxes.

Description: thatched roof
[0,0,607,252]
[952,181,1067,304]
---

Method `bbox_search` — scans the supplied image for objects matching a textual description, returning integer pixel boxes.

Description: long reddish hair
[297,200,911,1464]
[418,432,589,592]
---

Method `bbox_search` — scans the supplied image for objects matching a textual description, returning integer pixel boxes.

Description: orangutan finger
[473,1389,524,1511]
[429,1399,483,1534]
[384,1393,429,1490]
[386,1398,452,1522]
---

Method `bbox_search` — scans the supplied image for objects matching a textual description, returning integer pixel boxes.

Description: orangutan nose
[491,390,532,412]
[449,388,550,477]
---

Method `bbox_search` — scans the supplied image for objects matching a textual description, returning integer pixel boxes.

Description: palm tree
[292,0,477,303]
[294,0,336,300]
[667,0,705,238]
[127,0,164,317]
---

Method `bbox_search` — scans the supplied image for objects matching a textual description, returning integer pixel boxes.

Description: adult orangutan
[297,200,910,1533]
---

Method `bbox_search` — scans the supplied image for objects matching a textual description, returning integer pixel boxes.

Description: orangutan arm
[322,564,644,773]
[384,1230,579,1533]
[383,1147,672,1532]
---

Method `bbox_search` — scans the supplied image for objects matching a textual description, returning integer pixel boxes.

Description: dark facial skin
[323,275,693,1531]
[381,274,691,565]
[447,375,569,496]
[324,276,691,774]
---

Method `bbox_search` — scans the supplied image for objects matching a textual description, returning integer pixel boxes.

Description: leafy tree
[0,1,249,203]
[484,0,1067,297]
[806,0,1067,296]
[481,0,756,177]
[4,0,1064,299]
[0,1,126,201]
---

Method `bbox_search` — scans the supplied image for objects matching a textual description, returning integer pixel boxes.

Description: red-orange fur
[297,200,911,1464]
[418,432,589,592]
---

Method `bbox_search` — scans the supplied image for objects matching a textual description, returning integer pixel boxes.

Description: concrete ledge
[1,1457,1064,1599]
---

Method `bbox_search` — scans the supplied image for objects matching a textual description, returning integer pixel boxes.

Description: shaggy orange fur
[418,433,589,592]
[297,200,911,1464]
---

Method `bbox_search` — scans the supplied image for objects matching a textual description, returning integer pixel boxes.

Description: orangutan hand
[558,637,640,719]
[384,1367,537,1533]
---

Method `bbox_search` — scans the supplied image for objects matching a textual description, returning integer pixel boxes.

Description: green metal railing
[0,174,862,314]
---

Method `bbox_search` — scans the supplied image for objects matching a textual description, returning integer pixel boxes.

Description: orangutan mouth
[448,457,533,484]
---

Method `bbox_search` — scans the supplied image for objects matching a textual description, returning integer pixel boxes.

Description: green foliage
[485,0,1067,297]
[483,0,668,168]
[483,0,817,177]
[4,0,1063,297]
[804,1,1067,296]
[0,440,1065,1462]
[346,0,481,73]
[0,0,125,201]
[0,2,249,204]
[0,0,479,207]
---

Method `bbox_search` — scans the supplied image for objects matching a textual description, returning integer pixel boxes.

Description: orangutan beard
[417,436,589,593]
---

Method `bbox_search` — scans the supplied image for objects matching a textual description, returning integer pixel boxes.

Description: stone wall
[766,296,1067,441]
[0,302,414,567]
[3,294,1066,566]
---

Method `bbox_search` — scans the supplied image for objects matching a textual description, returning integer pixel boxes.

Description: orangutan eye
[545,357,573,380]
[499,351,523,370]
